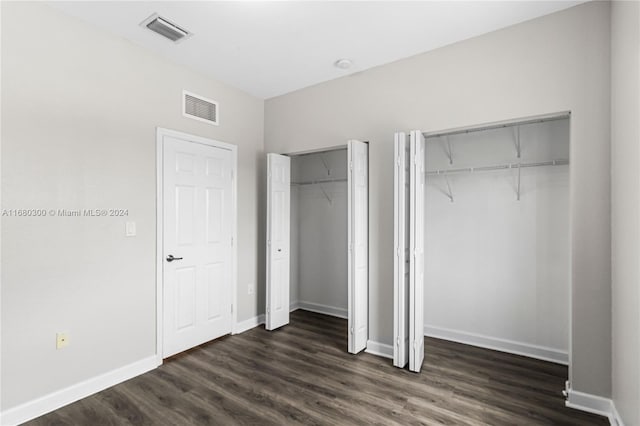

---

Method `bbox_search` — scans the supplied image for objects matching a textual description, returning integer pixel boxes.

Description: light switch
[125,221,136,237]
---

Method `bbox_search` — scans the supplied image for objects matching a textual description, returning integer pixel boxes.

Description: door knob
[166,255,183,262]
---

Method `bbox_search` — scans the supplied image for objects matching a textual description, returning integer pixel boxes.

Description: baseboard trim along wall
[565,389,623,426]
[233,314,266,335]
[0,355,158,426]
[365,340,393,359]
[610,402,625,426]
[424,324,568,365]
[295,301,348,319]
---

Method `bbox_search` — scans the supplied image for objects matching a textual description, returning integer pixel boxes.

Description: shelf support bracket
[319,154,331,176]
[443,173,454,203]
[514,126,521,159]
[441,136,453,165]
[319,183,332,205]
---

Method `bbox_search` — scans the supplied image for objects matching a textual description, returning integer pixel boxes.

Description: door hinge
[396,337,400,347]
[231,304,233,314]
[231,237,234,246]
[350,327,354,334]
[267,307,270,314]
[349,161,353,171]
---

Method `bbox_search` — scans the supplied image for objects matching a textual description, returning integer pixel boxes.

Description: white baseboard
[0,355,158,426]
[424,324,568,365]
[233,314,265,335]
[565,389,618,424]
[365,340,393,359]
[610,401,625,426]
[296,301,348,319]
[290,301,300,312]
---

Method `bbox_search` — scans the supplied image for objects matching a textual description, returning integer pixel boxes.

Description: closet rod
[426,159,569,176]
[423,114,569,139]
[292,177,348,186]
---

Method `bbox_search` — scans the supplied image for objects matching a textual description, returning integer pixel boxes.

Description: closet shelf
[423,113,569,139]
[292,177,347,186]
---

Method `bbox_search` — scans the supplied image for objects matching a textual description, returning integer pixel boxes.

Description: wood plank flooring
[27,310,607,425]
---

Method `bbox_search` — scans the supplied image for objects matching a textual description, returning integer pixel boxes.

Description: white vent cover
[140,13,192,43]
[182,91,219,126]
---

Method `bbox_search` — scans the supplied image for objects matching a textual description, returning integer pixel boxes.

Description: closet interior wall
[290,149,348,316]
[424,118,570,363]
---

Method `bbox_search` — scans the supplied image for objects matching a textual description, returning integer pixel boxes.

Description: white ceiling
[51,1,584,99]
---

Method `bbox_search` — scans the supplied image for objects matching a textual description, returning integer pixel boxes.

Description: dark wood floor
[27,310,607,425]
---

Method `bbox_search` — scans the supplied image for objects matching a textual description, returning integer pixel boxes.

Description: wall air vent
[141,13,191,43]
[183,91,219,126]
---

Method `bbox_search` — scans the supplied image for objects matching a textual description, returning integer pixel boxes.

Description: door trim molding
[155,127,238,364]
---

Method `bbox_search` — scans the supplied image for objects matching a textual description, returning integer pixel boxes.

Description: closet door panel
[348,140,369,354]
[266,153,291,330]
[394,132,410,368]
[409,130,425,373]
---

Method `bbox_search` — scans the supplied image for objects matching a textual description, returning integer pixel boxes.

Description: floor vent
[183,91,219,126]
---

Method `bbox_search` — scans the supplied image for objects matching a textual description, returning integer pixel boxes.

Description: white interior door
[348,140,369,354]
[162,134,234,358]
[266,153,291,330]
[409,130,425,372]
[394,132,410,368]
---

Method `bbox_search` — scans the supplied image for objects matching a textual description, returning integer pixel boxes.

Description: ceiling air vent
[183,91,219,126]
[141,13,191,43]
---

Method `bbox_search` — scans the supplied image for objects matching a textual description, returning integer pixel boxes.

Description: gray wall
[1,2,264,410]
[265,1,612,397]
[611,1,640,424]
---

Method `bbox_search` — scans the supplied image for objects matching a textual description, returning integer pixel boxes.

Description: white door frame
[155,127,238,365]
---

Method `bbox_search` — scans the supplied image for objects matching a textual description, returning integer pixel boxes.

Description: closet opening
[290,148,348,343]
[394,113,571,378]
[266,141,369,355]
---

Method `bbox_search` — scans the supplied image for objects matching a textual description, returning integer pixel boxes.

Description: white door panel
[409,130,425,372]
[394,132,410,368]
[348,140,369,354]
[163,135,233,358]
[266,153,291,330]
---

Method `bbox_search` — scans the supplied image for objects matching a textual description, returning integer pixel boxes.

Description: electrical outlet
[56,332,70,349]
[248,283,255,295]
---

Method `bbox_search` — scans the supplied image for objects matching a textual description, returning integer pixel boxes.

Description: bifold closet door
[409,130,425,373]
[393,132,410,368]
[348,140,369,354]
[266,153,291,331]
